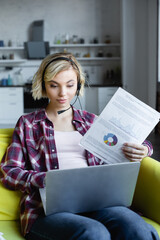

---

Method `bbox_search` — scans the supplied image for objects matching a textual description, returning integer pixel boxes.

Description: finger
[123,151,144,161]
[123,142,145,151]
[122,146,145,156]
[125,154,143,160]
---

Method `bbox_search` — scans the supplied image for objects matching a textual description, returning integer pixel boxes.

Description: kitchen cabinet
[0,87,23,127]
[85,86,118,115]
[63,86,118,115]
[23,84,118,115]
[70,94,86,111]
[85,87,98,114]
[0,86,118,127]
[98,87,118,113]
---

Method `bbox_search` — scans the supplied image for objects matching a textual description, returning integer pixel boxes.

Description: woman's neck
[45,105,75,132]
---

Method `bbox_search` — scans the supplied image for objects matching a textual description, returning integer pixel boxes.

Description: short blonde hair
[32,52,85,100]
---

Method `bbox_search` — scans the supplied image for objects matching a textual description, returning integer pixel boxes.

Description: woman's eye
[67,85,74,88]
[50,85,57,88]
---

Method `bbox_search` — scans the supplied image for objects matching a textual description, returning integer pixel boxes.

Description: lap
[85,206,159,240]
[26,211,110,240]
[26,206,159,240]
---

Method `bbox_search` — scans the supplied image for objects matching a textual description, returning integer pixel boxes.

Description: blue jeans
[25,206,159,240]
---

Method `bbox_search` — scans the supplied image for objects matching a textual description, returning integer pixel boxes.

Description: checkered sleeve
[0,117,46,194]
[142,140,153,157]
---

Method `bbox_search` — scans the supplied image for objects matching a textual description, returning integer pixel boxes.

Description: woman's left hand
[122,142,148,162]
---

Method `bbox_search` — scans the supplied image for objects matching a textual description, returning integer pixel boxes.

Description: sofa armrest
[132,157,160,224]
[0,128,22,221]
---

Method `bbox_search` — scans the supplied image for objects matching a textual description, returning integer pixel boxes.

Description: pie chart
[104,133,118,146]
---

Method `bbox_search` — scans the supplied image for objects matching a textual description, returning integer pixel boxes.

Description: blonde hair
[32,52,85,100]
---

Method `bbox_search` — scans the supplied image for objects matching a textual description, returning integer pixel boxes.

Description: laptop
[39,162,140,216]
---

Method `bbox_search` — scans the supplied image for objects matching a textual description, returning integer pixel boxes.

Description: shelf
[0,47,24,50]
[0,43,120,51]
[0,57,120,66]
[0,43,121,66]
[50,43,121,48]
[78,57,120,61]
[24,57,120,62]
[0,59,26,64]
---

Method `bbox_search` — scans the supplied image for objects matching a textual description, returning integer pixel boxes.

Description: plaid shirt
[0,107,101,236]
[0,107,153,236]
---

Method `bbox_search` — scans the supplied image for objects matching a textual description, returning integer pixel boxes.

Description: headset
[41,56,82,114]
[42,56,81,96]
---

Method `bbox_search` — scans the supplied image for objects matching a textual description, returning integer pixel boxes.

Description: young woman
[0,52,159,240]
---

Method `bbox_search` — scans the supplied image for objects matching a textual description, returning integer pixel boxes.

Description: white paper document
[80,87,160,164]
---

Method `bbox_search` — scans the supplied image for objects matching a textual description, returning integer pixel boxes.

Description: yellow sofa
[0,128,160,239]
[0,128,24,240]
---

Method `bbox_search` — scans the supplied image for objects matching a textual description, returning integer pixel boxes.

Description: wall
[122,0,158,108]
[147,0,158,108]
[0,0,120,46]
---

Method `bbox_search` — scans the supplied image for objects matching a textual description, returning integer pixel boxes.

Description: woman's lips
[57,99,67,104]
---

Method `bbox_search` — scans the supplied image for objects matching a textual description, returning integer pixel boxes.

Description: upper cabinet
[0,87,23,127]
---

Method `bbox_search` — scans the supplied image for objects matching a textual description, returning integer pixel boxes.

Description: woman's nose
[59,87,66,96]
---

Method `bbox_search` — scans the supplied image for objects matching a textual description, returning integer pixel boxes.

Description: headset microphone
[57,93,80,115]
[57,106,71,115]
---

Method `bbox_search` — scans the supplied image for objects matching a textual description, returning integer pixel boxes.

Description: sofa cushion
[142,216,160,237]
[0,128,14,160]
[0,129,22,221]
[132,157,160,226]
[0,220,25,239]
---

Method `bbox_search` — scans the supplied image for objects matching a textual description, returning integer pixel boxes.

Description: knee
[128,222,159,240]
[104,206,159,240]
[112,207,159,240]
[79,220,110,240]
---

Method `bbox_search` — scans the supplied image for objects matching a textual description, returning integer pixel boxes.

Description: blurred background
[0,0,159,133]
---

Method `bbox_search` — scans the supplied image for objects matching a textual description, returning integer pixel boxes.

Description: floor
[147,131,160,161]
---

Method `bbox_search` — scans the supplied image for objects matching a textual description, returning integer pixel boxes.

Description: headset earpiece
[77,81,81,96]
[42,79,45,90]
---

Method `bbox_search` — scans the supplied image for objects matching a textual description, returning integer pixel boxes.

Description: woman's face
[45,68,78,110]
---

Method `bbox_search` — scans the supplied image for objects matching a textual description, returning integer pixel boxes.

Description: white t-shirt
[54,131,88,170]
